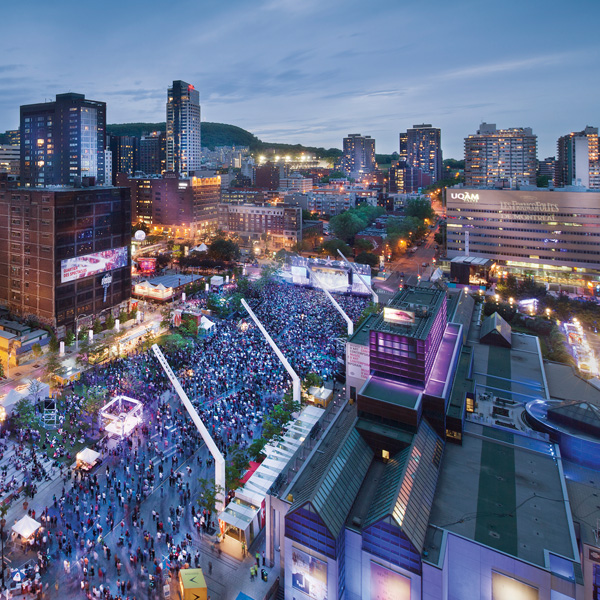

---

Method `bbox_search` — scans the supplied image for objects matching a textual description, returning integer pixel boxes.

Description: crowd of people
[1,278,369,599]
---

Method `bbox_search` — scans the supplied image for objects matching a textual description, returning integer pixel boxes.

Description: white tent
[200,316,215,330]
[77,447,100,466]
[210,275,224,287]
[430,268,444,282]
[12,515,41,539]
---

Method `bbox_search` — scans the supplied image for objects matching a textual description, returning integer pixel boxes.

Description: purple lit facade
[369,299,447,384]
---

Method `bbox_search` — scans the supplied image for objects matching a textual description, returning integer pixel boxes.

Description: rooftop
[359,375,422,409]
[370,286,446,340]
[447,346,474,421]
[427,422,578,570]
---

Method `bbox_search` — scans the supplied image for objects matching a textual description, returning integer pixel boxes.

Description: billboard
[383,307,415,325]
[347,343,370,380]
[138,257,157,274]
[291,547,328,600]
[61,247,129,283]
[370,562,410,600]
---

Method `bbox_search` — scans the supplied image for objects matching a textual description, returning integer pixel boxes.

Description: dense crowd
[2,279,369,599]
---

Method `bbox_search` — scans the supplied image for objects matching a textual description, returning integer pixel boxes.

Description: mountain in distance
[106,121,343,160]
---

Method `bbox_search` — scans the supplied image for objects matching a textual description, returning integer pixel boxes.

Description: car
[434,244,439,249]
[399,272,405,278]
[422,262,429,268]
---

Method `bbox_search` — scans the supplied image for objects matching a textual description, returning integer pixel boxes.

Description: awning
[240,461,261,485]
[77,447,100,465]
[12,515,41,539]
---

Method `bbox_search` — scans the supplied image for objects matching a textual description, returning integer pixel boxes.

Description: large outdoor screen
[61,247,129,283]
[291,547,328,600]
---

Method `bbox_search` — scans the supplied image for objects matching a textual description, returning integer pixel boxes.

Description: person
[208,561,212,575]
[255,552,260,567]
[262,550,265,566]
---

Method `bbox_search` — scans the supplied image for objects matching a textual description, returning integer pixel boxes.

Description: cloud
[437,53,575,81]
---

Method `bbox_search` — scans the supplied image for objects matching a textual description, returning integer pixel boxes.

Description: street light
[75,313,90,352]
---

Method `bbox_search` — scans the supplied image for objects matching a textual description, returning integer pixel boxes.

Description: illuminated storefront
[446,188,600,291]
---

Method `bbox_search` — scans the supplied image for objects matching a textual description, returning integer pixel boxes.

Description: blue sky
[1,0,598,158]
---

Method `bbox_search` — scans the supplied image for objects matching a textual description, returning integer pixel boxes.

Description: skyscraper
[140,132,166,175]
[464,123,537,187]
[555,126,600,189]
[108,134,139,182]
[341,133,376,179]
[401,124,443,183]
[20,93,106,187]
[166,81,201,177]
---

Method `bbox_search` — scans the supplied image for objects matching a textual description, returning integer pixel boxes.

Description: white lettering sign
[450,192,479,202]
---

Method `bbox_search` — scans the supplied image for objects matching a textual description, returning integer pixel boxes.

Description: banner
[61,247,128,283]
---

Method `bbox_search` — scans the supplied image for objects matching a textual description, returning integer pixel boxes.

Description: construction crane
[151,343,226,511]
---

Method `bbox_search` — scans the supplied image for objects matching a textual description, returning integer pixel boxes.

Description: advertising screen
[383,307,415,325]
[370,562,410,600]
[291,547,328,600]
[138,257,157,274]
[311,267,349,292]
[347,343,370,380]
[61,247,129,283]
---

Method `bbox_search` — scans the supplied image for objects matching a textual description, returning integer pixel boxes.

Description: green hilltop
[106,121,342,160]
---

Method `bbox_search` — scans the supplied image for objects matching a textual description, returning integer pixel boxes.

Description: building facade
[446,187,600,288]
[108,135,139,183]
[538,156,556,182]
[0,177,131,333]
[401,124,442,183]
[555,126,600,189]
[166,81,201,177]
[341,134,376,179]
[389,161,432,193]
[117,173,220,236]
[20,93,107,187]
[464,123,537,188]
[0,145,20,176]
[140,132,166,175]
[217,203,301,250]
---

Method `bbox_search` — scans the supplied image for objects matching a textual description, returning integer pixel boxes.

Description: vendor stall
[76,447,101,471]
[12,515,41,542]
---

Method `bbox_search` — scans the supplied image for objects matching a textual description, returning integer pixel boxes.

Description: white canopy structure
[77,447,100,466]
[200,315,215,330]
[12,515,41,539]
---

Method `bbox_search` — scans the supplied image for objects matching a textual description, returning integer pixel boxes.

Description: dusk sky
[1,0,598,158]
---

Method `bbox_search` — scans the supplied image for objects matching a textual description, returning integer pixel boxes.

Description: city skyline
[0,0,599,159]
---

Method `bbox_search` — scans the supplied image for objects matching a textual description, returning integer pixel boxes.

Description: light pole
[75,314,90,352]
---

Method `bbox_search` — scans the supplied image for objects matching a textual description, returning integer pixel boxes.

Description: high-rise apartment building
[555,126,600,189]
[538,156,555,182]
[341,133,376,179]
[401,124,443,183]
[0,176,131,332]
[464,123,537,187]
[166,81,201,177]
[0,145,20,176]
[20,93,107,187]
[108,135,139,182]
[388,161,432,193]
[117,172,220,236]
[140,132,166,175]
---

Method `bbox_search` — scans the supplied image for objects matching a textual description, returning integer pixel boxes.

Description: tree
[329,211,368,243]
[355,252,379,268]
[14,397,36,429]
[48,336,60,353]
[105,313,115,330]
[93,318,102,335]
[32,343,43,358]
[83,386,106,433]
[65,331,75,347]
[78,328,88,341]
[45,352,66,385]
[247,437,268,462]
[226,444,250,493]
[197,478,223,515]
[404,197,435,222]
[208,238,240,262]
[303,372,323,390]
[320,239,352,257]
[354,238,374,252]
